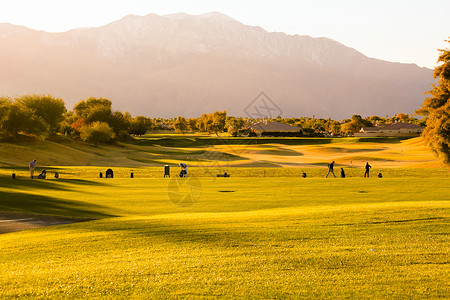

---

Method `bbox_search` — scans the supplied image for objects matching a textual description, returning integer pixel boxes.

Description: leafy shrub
[80,122,115,145]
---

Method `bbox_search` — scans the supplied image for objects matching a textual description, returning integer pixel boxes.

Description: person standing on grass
[326,161,336,178]
[29,159,37,178]
[364,162,371,178]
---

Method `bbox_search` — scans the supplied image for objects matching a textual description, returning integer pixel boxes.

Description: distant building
[354,122,423,137]
[249,121,303,137]
[160,122,174,130]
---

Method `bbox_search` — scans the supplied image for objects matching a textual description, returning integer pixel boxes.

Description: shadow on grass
[134,137,335,147]
[87,220,250,246]
[0,178,110,192]
[0,190,115,219]
[134,136,412,148]
[56,179,111,186]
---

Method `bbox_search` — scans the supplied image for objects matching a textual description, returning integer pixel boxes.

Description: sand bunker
[0,212,92,234]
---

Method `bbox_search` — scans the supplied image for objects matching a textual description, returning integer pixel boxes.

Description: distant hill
[0,12,433,119]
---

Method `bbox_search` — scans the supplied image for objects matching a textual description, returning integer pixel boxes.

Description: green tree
[109,111,132,134]
[329,122,342,136]
[226,116,245,136]
[302,127,315,136]
[129,116,151,136]
[368,115,386,125]
[16,94,67,134]
[0,100,47,138]
[416,39,450,166]
[341,115,373,135]
[174,116,188,134]
[197,114,210,132]
[187,118,198,132]
[59,111,76,136]
[80,121,115,145]
[340,121,359,135]
[73,97,112,123]
[352,114,373,128]
[397,113,410,123]
[209,111,227,136]
[0,97,12,138]
[0,97,11,134]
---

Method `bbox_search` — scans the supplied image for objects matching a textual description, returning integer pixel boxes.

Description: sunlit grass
[0,176,449,298]
[0,135,448,298]
[0,136,441,170]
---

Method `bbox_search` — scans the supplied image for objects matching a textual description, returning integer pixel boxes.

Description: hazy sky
[1,0,448,69]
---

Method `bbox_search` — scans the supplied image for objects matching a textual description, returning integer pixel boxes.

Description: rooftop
[361,122,423,132]
[250,121,302,132]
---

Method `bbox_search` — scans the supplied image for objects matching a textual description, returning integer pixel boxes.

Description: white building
[354,122,424,137]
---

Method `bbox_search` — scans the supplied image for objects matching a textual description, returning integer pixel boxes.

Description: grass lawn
[0,176,449,298]
[0,135,448,298]
[0,136,443,169]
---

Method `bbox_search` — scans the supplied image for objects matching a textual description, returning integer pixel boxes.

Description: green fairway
[0,135,443,169]
[0,136,448,298]
[0,176,449,298]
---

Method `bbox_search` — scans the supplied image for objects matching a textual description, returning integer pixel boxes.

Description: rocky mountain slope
[0,12,433,118]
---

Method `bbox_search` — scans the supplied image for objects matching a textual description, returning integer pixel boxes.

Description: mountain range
[0,12,433,119]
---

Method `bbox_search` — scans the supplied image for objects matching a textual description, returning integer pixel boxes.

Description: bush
[116,130,134,142]
[80,122,115,145]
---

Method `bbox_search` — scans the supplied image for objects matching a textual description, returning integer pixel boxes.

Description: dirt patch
[0,211,93,234]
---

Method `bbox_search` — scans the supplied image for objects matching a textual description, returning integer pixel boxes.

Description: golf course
[0,135,449,298]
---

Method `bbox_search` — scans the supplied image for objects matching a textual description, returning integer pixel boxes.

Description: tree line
[178,113,424,137]
[272,113,424,136]
[0,94,426,143]
[0,96,156,144]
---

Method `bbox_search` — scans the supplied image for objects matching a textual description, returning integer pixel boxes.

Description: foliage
[151,118,172,130]
[186,118,198,132]
[128,116,152,136]
[16,94,67,134]
[71,118,88,135]
[0,97,12,136]
[72,98,151,139]
[109,111,132,134]
[196,111,227,135]
[197,113,211,132]
[79,121,115,145]
[195,111,227,134]
[341,115,373,135]
[0,93,428,141]
[59,111,76,136]
[173,116,188,134]
[209,111,227,136]
[416,39,450,166]
[0,98,48,138]
[226,116,245,136]
[73,97,112,123]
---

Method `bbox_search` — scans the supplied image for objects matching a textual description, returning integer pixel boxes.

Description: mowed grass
[0,136,443,169]
[0,136,448,298]
[0,176,449,298]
